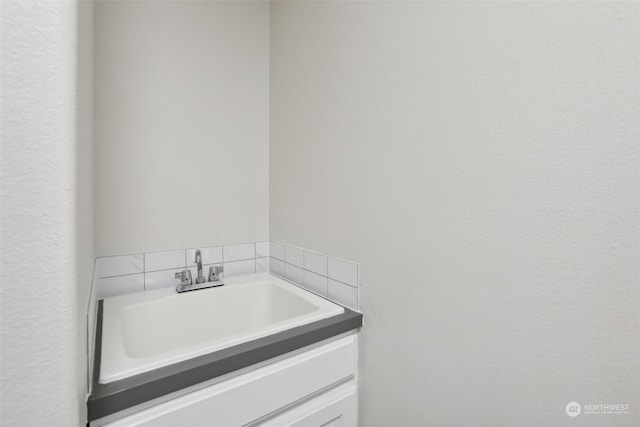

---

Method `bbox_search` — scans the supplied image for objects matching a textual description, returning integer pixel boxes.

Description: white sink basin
[99,273,344,383]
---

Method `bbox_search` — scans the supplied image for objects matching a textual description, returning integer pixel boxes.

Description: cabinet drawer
[105,335,356,427]
[253,380,357,427]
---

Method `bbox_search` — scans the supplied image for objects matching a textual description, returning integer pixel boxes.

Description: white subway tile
[270,242,285,261]
[328,257,358,287]
[224,259,255,277]
[270,257,284,277]
[303,251,328,276]
[145,268,185,291]
[97,254,144,278]
[285,263,304,285]
[187,246,222,267]
[256,257,269,273]
[145,249,186,272]
[256,241,269,258]
[303,270,328,297]
[223,243,255,262]
[285,246,303,267]
[328,279,358,310]
[98,274,144,299]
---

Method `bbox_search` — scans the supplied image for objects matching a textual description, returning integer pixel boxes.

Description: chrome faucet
[175,250,224,293]
[194,249,206,284]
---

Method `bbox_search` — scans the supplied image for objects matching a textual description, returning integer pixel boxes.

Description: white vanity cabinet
[94,334,358,427]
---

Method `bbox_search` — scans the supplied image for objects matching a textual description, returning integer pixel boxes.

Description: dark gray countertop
[87,300,363,421]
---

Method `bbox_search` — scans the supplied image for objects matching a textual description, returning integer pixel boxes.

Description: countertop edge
[87,300,363,421]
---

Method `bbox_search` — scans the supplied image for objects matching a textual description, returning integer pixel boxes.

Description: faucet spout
[194,249,205,284]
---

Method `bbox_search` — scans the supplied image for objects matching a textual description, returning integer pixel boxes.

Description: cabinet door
[254,380,357,427]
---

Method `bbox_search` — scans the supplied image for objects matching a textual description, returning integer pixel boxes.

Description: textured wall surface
[77,0,95,418]
[94,0,269,256]
[1,1,84,425]
[271,2,640,426]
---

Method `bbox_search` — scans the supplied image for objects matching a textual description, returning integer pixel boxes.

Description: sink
[99,273,344,383]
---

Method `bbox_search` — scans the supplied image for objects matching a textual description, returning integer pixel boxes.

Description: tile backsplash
[95,241,269,299]
[93,240,360,309]
[269,241,359,311]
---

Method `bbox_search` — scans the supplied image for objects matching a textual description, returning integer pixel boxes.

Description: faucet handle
[208,265,223,282]
[175,270,192,285]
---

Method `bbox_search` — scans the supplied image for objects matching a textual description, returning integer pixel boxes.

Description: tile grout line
[99,257,265,280]
[271,240,360,266]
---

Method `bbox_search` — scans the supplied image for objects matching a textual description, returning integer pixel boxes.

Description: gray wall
[1,1,89,424]
[77,0,95,420]
[270,2,640,425]
[94,0,269,256]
